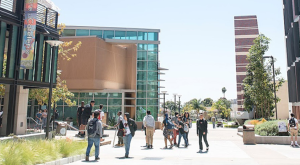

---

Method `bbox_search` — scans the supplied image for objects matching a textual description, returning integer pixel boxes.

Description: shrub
[255,120,281,136]
[224,124,239,128]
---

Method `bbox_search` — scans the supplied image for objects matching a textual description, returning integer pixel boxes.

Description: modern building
[0,0,59,136]
[234,15,259,119]
[58,26,164,128]
[282,0,300,119]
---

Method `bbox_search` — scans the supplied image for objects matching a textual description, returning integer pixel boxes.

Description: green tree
[243,34,284,119]
[190,98,206,118]
[222,87,227,98]
[212,98,231,119]
[202,98,214,107]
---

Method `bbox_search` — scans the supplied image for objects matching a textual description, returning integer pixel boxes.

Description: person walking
[122,112,137,158]
[143,110,155,149]
[211,116,216,129]
[35,110,42,129]
[80,101,95,137]
[288,113,299,147]
[77,101,85,128]
[42,109,48,128]
[114,111,124,147]
[197,113,209,152]
[95,104,105,136]
[171,112,179,146]
[177,116,188,148]
[85,111,102,161]
[161,114,174,149]
[183,112,191,145]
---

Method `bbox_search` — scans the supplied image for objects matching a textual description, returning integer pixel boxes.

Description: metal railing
[27,117,42,133]
[0,0,17,13]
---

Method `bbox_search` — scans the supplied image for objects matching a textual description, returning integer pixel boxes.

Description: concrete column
[0,85,29,136]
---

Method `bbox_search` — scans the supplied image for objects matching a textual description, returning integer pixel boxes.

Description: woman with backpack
[122,112,137,158]
[183,112,191,145]
[161,114,174,149]
[177,116,188,148]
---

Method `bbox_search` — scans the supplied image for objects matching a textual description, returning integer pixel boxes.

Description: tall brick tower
[234,15,259,111]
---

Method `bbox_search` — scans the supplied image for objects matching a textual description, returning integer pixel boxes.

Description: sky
[51,0,287,103]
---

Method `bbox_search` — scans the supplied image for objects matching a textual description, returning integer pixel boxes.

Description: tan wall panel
[276,81,289,120]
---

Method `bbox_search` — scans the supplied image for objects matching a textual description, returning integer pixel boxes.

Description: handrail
[27,117,42,133]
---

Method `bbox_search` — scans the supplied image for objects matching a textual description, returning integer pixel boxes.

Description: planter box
[237,132,300,145]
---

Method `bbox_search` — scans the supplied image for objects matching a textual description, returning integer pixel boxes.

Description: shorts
[163,128,173,139]
[291,129,298,136]
[81,116,88,125]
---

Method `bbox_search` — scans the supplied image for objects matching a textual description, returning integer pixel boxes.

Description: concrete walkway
[68,124,300,165]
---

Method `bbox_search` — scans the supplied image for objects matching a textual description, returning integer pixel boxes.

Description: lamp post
[45,40,64,139]
[173,93,177,117]
[178,95,182,114]
[263,56,277,120]
[161,91,167,115]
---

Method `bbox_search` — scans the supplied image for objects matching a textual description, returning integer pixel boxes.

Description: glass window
[108,93,122,98]
[147,106,158,120]
[136,106,147,121]
[76,29,89,36]
[137,61,147,70]
[94,99,107,106]
[147,99,158,106]
[137,51,147,60]
[103,30,114,39]
[126,31,137,40]
[108,106,121,120]
[148,62,158,71]
[137,91,146,98]
[137,81,147,91]
[148,32,158,41]
[137,99,146,105]
[147,92,158,98]
[148,72,158,81]
[56,100,64,105]
[148,44,158,51]
[147,81,158,91]
[90,30,103,37]
[114,31,126,39]
[138,44,147,51]
[94,92,108,98]
[73,92,79,98]
[79,92,93,98]
[108,99,122,106]
[62,29,75,36]
[138,32,147,40]
[137,71,147,81]
[148,51,157,61]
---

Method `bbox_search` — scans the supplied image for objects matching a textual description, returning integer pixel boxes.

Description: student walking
[143,110,155,149]
[122,112,137,158]
[288,113,299,147]
[183,112,191,145]
[85,111,102,161]
[171,112,179,146]
[80,101,95,137]
[114,111,124,147]
[197,113,209,152]
[177,116,188,148]
[211,116,216,129]
[161,114,174,149]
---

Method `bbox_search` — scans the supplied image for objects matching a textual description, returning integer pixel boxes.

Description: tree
[162,101,176,116]
[202,98,213,107]
[181,102,193,113]
[212,98,231,119]
[243,34,284,119]
[222,87,227,98]
[190,98,206,118]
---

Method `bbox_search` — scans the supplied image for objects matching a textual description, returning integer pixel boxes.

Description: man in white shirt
[143,110,155,149]
[288,113,299,147]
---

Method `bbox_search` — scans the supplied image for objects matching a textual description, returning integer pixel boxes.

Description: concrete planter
[237,132,300,145]
[36,154,88,165]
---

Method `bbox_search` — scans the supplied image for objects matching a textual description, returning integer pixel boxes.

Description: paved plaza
[69,124,300,165]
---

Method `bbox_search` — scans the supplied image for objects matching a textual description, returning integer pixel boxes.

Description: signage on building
[20,0,38,69]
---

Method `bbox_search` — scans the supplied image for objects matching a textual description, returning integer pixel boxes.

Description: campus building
[234,15,259,119]
[0,0,59,136]
[58,26,164,128]
[282,0,300,119]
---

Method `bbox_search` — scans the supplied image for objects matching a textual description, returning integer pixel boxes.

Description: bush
[224,124,239,128]
[255,120,282,136]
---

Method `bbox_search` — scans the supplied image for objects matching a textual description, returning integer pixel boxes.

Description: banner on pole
[20,0,38,69]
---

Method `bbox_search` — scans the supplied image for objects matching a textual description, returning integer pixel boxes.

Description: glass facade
[61,27,160,121]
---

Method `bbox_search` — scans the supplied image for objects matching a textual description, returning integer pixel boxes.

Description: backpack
[289,118,296,127]
[87,118,98,137]
[184,124,189,133]
[166,119,174,129]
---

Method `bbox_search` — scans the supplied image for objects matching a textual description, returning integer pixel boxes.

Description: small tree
[202,98,214,107]
[190,98,206,118]
[222,87,227,98]
[212,98,231,119]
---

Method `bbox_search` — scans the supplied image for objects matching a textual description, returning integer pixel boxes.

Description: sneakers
[150,145,153,149]
[85,156,89,161]
[125,155,129,158]
[295,143,299,147]
[199,149,203,153]
[169,144,173,149]
[95,157,100,161]
[206,147,209,151]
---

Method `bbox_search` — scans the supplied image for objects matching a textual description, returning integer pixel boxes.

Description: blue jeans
[213,122,215,128]
[178,132,188,146]
[123,134,132,157]
[86,137,100,158]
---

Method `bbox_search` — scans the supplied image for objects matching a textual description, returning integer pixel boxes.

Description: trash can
[56,122,67,136]
[243,125,255,144]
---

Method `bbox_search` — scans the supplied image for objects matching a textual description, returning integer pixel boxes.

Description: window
[147,92,158,98]
[138,32,148,40]
[137,91,146,98]
[80,92,93,97]
[108,93,122,98]
[126,31,137,40]
[62,29,75,36]
[137,81,147,91]
[147,81,158,91]
[148,62,158,71]
[94,92,107,98]
[137,99,146,105]
[137,51,147,60]
[147,99,158,106]
[114,31,126,39]
[76,29,89,36]
[108,99,122,106]
[90,30,103,37]
[148,51,157,61]
[148,44,158,51]
[148,32,158,41]
[94,99,107,106]
[148,72,158,81]
[138,44,147,51]
[137,71,147,81]
[137,61,147,70]
[103,30,114,39]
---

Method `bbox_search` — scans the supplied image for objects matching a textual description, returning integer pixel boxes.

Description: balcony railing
[0,0,58,29]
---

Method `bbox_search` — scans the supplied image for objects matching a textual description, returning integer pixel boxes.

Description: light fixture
[46,40,64,47]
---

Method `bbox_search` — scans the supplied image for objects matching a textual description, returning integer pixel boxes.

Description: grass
[224,124,239,128]
[0,138,90,165]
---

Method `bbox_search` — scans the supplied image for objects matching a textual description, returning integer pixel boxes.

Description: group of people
[35,109,59,129]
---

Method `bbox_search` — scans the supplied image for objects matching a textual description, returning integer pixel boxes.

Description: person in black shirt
[79,100,95,137]
[177,116,188,148]
[77,101,85,127]
[197,113,209,152]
